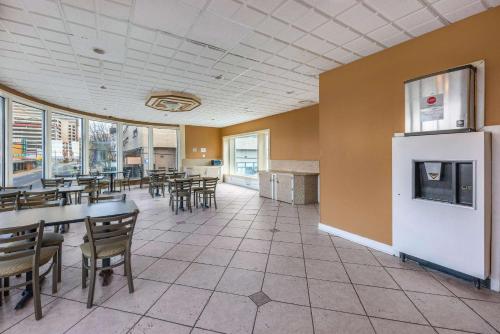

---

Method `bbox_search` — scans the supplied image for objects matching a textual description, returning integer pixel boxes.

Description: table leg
[180,196,185,211]
[15,272,33,310]
[100,258,113,286]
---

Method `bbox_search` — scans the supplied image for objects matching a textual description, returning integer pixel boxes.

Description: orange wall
[319,7,500,245]
[221,104,319,161]
[185,125,222,159]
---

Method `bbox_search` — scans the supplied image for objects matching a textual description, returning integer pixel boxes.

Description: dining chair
[41,178,64,188]
[1,185,33,190]
[22,189,60,206]
[89,193,126,204]
[0,220,59,319]
[196,177,219,209]
[115,171,131,192]
[0,192,20,212]
[170,179,193,214]
[80,210,139,308]
[17,196,65,283]
[148,173,165,197]
[77,177,97,203]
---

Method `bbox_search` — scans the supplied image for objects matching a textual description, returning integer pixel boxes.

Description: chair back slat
[41,178,64,188]
[90,193,126,204]
[203,177,218,190]
[0,192,19,211]
[0,221,44,264]
[23,189,59,202]
[174,179,192,192]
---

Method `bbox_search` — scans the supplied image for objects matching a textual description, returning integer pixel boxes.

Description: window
[88,120,117,172]
[235,135,258,176]
[153,128,177,170]
[50,112,82,176]
[224,130,269,178]
[11,102,44,187]
[0,97,4,187]
[122,126,149,178]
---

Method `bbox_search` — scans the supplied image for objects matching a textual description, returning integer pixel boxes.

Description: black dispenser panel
[414,161,473,207]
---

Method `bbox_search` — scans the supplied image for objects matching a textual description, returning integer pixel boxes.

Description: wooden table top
[0,200,139,229]
[0,185,86,196]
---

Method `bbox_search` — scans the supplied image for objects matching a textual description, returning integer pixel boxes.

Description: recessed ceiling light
[214,74,223,80]
[286,91,294,94]
[93,47,105,55]
[211,118,215,120]
[100,85,106,89]
[103,108,107,111]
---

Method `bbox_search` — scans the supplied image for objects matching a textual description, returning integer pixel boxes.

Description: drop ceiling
[0,0,498,127]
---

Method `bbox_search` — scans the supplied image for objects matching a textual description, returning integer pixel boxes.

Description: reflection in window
[153,128,177,171]
[88,120,117,172]
[0,97,3,187]
[122,125,148,178]
[12,102,44,187]
[51,113,82,177]
[234,135,258,176]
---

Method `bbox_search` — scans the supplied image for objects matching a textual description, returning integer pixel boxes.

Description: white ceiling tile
[63,5,96,26]
[32,13,66,32]
[207,0,241,18]
[231,6,267,28]
[368,24,403,42]
[247,0,283,14]
[337,4,387,33]
[323,47,359,63]
[364,0,423,20]
[396,8,435,30]
[100,16,128,35]
[303,0,357,17]
[273,0,310,23]
[382,32,410,47]
[312,20,359,45]
[440,1,485,22]
[28,0,62,17]
[274,26,305,43]
[293,9,329,32]
[408,18,444,36]
[294,34,333,54]
[100,0,131,20]
[344,36,383,56]
[257,17,288,36]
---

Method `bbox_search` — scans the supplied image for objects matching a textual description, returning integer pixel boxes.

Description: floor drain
[249,291,271,307]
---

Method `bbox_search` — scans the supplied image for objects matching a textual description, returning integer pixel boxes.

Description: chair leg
[87,260,96,308]
[214,193,217,209]
[52,253,58,294]
[81,255,87,289]
[33,265,42,320]
[126,253,134,293]
[3,277,9,297]
[175,197,179,215]
[57,245,62,282]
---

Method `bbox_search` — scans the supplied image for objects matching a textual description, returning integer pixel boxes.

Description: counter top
[260,170,319,176]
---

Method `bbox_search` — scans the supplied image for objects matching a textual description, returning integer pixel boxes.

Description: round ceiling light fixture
[146,91,201,112]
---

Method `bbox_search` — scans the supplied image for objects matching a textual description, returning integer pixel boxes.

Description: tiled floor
[1,183,500,334]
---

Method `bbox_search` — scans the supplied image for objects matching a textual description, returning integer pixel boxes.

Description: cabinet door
[276,173,294,203]
[259,173,273,199]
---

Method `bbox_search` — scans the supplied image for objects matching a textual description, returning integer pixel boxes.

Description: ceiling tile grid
[0,0,497,126]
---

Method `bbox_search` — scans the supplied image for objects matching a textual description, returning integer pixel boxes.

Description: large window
[0,97,4,187]
[11,102,44,187]
[88,120,117,172]
[122,125,149,177]
[51,113,82,176]
[225,130,269,178]
[153,128,177,170]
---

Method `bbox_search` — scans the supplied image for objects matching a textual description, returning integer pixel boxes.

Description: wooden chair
[0,221,59,319]
[170,179,193,214]
[17,196,65,283]
[115,171,131,192]
[1,185,33,190]
[168,168,177,172]
[89,193,126,204]
[148,173,165,197]
[0,192,19,212]
[77,177,97,203]
[196,177,219,209]
[41,178,64,188]
[80,210,138,308]
[129,170,144,189]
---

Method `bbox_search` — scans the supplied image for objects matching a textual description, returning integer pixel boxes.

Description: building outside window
[234,135,258,176]
[0,97,4,187]
[88,120,117,172]
[153,128,177,170]
[51,112,82,176]
[122,125,149,178]
[11,102,44,187]
[224,130,269,178]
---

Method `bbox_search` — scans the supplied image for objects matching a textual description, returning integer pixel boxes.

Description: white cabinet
[276,173,294,203]
[259,173,273,198]
[259,171,319,204]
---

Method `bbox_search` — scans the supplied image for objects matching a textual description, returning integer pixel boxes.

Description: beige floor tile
[191,328,220,334]
[254,301,313,334]
[463,299,500,331]
[216,267,264,296]
[387,267,453,295]
[138,258,190,283]
[102,278,169,314]
[345,263,399,289]
[273,231,302,243]
[267,255,306,277]
[275,223,301,233]
[130,317,191,334]
[303,244,340,262]
[263,273,309,306]
[196,292,257,334]
[133,241,176,257]
[147,284,211,326]
[251,221,276,230]
[370,318,436,334]
[169,223,200,233]
[355,285,428,324]
[63,274,128,305]
[228,220,253,228]
[370,250,423,271]
[219,227,248,238]
[332,236,367,250]
[305,259,349,282]
[309,278,365,314]
[337,248,380,266]
[180,234,215,246]
[208,236,242,250]
[66,307,140,334]
[194,225,224,235]
[408,292,497,333]
[176,263,225,289]
[245,229,274,241]
[163,244,204,261]
[155,231,189,243]
[270,241,304,258]
[133,229,166,241]
[1,298,83,334]
[301,234,333,246]
[312,308,374,334]
[229,251,268,272]
[238,238,271,253]
[131,255,159,277]
[195,247,235,266]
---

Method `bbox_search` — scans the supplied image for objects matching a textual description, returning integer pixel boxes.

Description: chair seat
[0,247,57,277]
[192,187,203,192]
[80,240,127,259]
[42,232,64,246]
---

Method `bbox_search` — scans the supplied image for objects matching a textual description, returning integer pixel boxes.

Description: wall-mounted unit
[405,65,476,135]
[393,132,491,284]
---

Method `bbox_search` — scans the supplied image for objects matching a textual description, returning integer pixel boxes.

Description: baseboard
[318,223,394,255]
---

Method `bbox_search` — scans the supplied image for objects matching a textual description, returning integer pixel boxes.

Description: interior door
[276,173,294,203]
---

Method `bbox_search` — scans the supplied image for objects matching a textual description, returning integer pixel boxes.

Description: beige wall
[185,125,222,159]
[319,7,500,245]
[221,104,319,161]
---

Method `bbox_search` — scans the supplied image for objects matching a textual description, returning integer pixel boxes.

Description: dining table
[0,200,139,310]
[0,185,86,205]
[98,171,124,192]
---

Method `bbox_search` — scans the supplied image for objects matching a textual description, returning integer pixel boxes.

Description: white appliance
[393,132,491,281]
